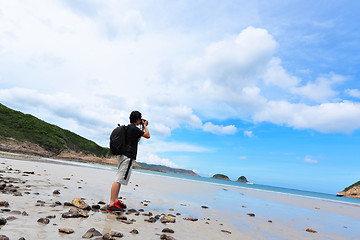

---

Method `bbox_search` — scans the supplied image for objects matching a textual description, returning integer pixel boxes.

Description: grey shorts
[115,155,133,185]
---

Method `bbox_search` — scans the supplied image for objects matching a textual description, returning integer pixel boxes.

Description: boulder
[212,174,230,181]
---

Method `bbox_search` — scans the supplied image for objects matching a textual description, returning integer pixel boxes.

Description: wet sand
[0,153,359,240]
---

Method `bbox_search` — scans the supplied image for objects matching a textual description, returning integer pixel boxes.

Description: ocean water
[133,168,360,206]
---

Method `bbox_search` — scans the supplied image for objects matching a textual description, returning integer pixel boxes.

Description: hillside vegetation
[0,103,109,157]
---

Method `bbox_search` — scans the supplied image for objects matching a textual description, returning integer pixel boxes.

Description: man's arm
[142,120,150,139]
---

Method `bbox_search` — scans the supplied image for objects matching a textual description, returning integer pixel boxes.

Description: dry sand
[0,152,359,240]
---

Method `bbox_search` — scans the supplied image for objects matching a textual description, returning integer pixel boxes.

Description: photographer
[108,110,150,212]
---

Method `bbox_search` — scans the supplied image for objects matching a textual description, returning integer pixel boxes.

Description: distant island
[212,174,231,181]
[337,181,360,199]
[0,103,197,177]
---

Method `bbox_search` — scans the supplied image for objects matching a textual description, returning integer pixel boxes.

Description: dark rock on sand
[183,217,198,222]
[63,202,73,207]
[97,200,106,204]
[53,189,61,195]
[91,204,100,210]
[221,230,231,234]
[160,234,176,240]
[0,235,9,240]
[162,228,175,233]
[144,217,157,223]
[59,228,74,234]
[37,218,50,224]
[0,201,9,207]
[116,215,128,221]
[247,213,255,217]
[82,228,102,238]
[130,229,139,234]
[108,231,123,238]
[0,217,7,225]
[201,205,208,209]
[6,216,17,221]
[62,208,89,218]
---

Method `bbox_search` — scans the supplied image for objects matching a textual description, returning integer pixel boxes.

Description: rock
[221,230,231,234]
[63,177,71,180]
[0,235,9,240]
[61,208,89,218]
[63,202,73,207]
[161,215,176,223]
[59,228,74,234]
[144,217,157,223]
[109,231,123,238]
[183,217,198,222]
[0,201,9,207]
[102,233,114,240]
[97,200,106,204]
[37,218,50,224]
[247,213,255,217]
[72,198,91,210]
[120,220,133,224]
[130,229,139,234]
[6,216,17,221]
[92,204,100,210]
[268,220,273,223]
[19,237,26,240]
[306,228,318,233]
[116,215,128,221]
[160,234,176,240]
[162,228,175,233]
[126,208,138,214]
[53,189,61,195]
[10,210,22,215]
[82,228,102,238]
[201,205,208,209]
[0,217,7,225]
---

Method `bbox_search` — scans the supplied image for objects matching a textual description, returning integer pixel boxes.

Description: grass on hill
[0,103,109,157]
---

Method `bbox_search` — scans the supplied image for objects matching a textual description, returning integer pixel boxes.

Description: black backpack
[109,124,128,155]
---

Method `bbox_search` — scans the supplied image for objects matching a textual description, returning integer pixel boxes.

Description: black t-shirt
[125,123,144,159]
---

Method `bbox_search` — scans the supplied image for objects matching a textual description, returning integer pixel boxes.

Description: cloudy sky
[1,0,359,194]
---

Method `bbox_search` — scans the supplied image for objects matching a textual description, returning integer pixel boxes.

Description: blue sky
[0,0,359,194]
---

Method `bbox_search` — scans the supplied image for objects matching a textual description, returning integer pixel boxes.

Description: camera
[140,119,148,127]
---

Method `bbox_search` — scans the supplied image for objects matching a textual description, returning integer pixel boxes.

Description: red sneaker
[117,200,127,209]
[107,202,125,212]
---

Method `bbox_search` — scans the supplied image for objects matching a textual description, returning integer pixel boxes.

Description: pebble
[37,218,50,224]
[221,230,231,234]
[247,213,255,217]
[59,228,74,234]
[130,229,139,234]
[306,228,318,233]
[0,235,9,240]
[72,198,91,210]
[82,228,102,238]
[0,217,7,225]
[0,201,9,207]
[162,228,175,233]
[160,234,176,240]
[53,189,60,195]
[183,217,198,222]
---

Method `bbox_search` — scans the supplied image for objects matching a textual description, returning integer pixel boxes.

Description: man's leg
[110,181,121,205]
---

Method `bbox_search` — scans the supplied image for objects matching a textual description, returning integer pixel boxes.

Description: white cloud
[254,100,360,133]
[138,153,180,168]
[239,156,248,160]
[203,122,237,135]
[291,73,346,103]
[346,89,360,98]
[263,58,300,89]
[244,130,254,138]
[304,156,318,164]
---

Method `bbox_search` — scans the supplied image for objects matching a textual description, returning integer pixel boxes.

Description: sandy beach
[0,152,359,240]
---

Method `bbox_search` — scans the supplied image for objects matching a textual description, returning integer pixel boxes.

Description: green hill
[0,103,109,157]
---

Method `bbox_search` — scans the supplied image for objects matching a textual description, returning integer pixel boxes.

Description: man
[108,110,150,212]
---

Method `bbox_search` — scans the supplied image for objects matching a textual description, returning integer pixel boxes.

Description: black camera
[141,119,148,126]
